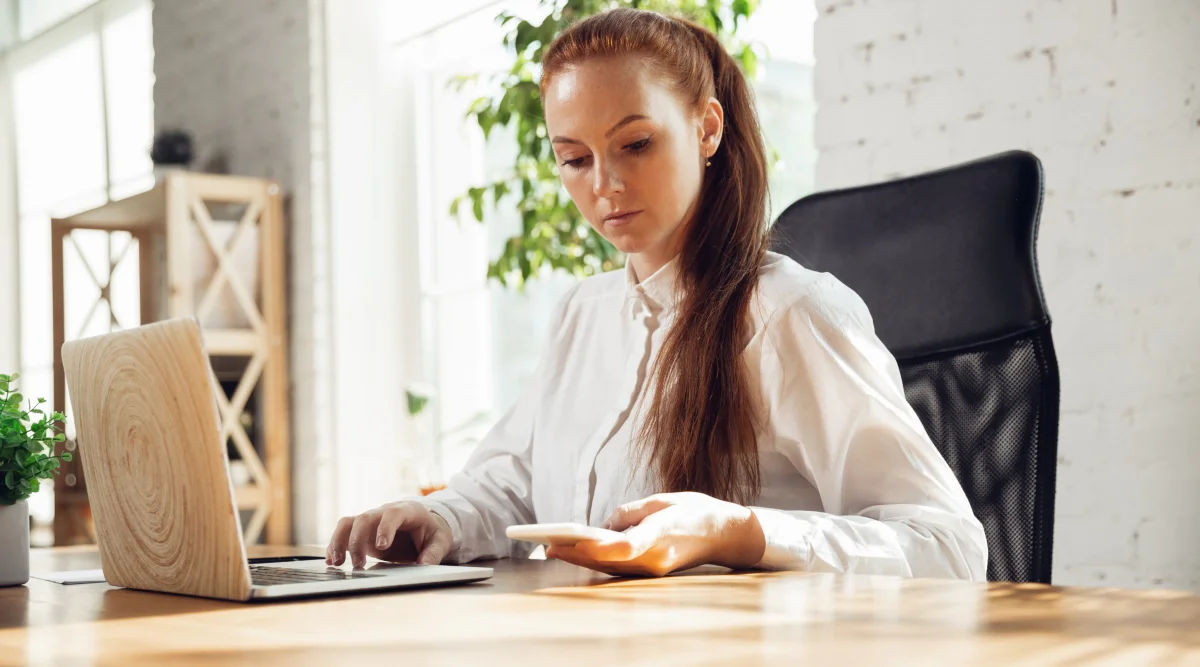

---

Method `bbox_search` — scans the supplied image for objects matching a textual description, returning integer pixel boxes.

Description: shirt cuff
[749,506,814,571]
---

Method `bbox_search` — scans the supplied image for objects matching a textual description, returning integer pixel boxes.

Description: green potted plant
[1,372,70,587]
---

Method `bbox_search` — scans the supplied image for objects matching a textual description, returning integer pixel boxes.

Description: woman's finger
[548,545,649,577]
[375,503,426,551]
[326,516,355,565]
[549,547,638,573]
[573,536,638,562]
[587,504,676,562]
[603,494,674,532]
[346,513,379,568]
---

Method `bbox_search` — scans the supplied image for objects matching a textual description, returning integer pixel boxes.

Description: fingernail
[376,535,388,549]
[331,550,341,564]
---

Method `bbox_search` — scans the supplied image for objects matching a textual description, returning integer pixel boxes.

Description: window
[741,0,819,215]
[394,0,564,485]
[17,0,99,40]
[3,0,154,539]
[390,0,817,484]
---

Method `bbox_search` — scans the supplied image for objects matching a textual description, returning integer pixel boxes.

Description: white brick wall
[152,0,332,543]
[814,0,1200,589]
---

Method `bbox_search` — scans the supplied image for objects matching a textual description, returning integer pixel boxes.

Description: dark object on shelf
[150,129,194,166]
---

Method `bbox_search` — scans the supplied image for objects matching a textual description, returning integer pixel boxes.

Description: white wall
[814,0,1200,590]
[152,0,337,543]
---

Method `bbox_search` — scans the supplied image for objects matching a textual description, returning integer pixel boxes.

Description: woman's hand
[325,501,453,568]
[546,492,766,577]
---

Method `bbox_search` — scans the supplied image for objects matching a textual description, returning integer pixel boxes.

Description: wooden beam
[165,175,193,318]
[51,222,72,546]
[261,182,292,546]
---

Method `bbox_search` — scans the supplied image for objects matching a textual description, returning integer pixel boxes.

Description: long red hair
[542,9,769,505]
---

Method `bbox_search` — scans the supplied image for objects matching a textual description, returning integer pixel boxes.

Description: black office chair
[772,150,1059,584]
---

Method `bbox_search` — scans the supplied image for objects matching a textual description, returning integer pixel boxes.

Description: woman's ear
[700,97,724,160]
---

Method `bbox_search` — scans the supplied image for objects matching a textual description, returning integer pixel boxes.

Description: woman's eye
[561,156,589,169]
[626,138,651,153]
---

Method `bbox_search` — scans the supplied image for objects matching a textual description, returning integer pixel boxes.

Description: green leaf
[492,182,510,205]
[405,390,430,417]
[62,451,73,462]
[54,433,65,442]
[3,471,13,489]
[467,187,487,222]
[738,45,758,78]
[514,20,536,54]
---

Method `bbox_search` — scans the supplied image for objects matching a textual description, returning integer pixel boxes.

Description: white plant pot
[0,500,29,587]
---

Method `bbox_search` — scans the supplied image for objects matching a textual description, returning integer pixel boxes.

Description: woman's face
[543,55,722,277]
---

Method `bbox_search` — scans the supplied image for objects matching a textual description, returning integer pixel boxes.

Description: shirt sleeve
[415,284,580,564]
[749,276,988,581]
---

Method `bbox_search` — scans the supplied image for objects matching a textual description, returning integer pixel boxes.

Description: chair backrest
[772,151,1059,583]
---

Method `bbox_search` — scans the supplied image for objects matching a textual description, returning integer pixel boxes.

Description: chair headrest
[772,150,1049,360]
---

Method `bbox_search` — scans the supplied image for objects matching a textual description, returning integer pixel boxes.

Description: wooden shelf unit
[50,172,291,546]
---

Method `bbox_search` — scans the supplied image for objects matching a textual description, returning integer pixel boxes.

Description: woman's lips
[604,210,642,226]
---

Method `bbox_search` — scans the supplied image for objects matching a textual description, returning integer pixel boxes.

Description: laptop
[61,317,492,601]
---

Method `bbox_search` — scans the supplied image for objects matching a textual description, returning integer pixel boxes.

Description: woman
[326,8,987,580]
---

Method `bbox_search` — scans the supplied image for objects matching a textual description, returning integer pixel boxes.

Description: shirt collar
[625,256,681,313]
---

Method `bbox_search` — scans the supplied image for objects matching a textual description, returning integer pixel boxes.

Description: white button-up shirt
[418,252,987,580]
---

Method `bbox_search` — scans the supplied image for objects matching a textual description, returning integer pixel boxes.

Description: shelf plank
[234,485,266,509]
[203,329,263,356]
[57,183,167,229]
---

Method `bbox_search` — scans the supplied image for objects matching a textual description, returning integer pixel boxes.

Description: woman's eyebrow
[551,114,651,145]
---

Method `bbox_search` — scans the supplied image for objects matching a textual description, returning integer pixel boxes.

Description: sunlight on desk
[2,547,1198,666]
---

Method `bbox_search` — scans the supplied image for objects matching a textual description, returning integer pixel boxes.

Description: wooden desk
[2,547,1198,666]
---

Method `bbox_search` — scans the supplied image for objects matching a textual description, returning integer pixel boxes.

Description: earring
[705,158,712,167]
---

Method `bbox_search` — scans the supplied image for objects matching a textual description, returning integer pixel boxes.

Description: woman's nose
[592,157,624,198]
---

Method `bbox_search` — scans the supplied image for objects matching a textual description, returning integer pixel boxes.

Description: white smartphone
[505,522,625,547]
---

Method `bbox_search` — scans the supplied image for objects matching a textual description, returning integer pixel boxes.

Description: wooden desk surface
[2,547,1198,666]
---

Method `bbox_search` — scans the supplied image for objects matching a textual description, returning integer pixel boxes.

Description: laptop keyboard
[250,565,383,587]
